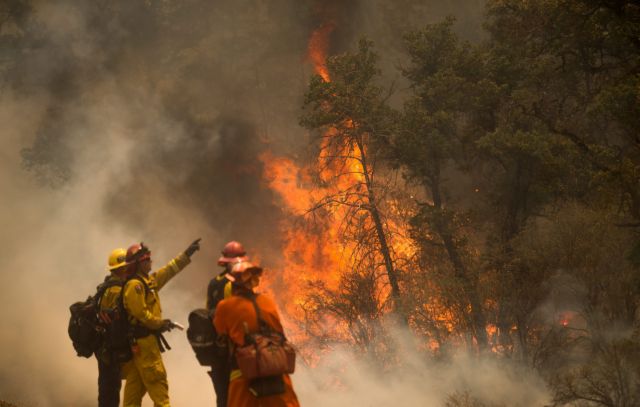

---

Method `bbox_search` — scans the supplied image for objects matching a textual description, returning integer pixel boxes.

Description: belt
[130,325,171,352]
[130,324,152,338]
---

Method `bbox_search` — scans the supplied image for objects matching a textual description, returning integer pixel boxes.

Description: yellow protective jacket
[99,274,124,310]
[95,274,125,364]
[123,253,191,330]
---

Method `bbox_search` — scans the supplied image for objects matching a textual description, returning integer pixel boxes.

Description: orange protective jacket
[214,293,300,407]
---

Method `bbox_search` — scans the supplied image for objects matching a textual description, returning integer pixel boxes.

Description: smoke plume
[0,1,552,406]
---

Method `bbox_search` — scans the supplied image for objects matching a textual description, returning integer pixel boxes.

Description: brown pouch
[235,332,296,380]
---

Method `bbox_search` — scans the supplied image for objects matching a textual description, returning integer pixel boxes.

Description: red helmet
[225,260,263,283]
[126,243,151,272]
[218,241,248,266]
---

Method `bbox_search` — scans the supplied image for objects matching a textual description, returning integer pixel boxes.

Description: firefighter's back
[215,289,300,407]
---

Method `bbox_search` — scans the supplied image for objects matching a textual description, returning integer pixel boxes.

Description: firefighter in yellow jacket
[121,239,201,407]
[95,247,129,407]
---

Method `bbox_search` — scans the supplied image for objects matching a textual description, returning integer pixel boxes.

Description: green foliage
[300,38,394,153]
[484,0,640,217]
[306,0,640,390]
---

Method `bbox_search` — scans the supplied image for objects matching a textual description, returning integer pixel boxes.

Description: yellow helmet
[108,248,127,271]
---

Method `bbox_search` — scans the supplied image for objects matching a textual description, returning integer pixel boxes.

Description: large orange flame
[260,21,421,353]
[307,23,335,82]
[258,17,519,358]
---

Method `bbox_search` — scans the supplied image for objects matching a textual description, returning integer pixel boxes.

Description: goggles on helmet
[130,243,151,263]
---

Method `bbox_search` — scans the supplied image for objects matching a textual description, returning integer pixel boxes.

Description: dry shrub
[445,390,506,407]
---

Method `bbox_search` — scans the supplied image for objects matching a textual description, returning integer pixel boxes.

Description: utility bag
[235,332,296,380]
[187,308,228,366]
[234,294,296,382]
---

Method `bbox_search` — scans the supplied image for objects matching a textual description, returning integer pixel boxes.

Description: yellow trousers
[122,335,170,407]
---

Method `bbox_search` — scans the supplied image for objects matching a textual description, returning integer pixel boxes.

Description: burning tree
[262,4,640,402]
[299,39,408,329]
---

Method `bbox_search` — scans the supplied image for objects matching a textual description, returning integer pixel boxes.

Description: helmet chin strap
[130,259,150,277]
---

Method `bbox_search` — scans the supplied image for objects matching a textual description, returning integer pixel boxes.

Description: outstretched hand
[161,319,184,332]
[185,238,201,257]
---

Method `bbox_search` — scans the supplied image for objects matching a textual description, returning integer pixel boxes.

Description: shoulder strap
[119,274,151,312]
[95,278,124,309]
[124,274,151,294]
[242,292,274,335]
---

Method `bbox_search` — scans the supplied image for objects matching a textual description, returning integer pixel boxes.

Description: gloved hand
[185,238,201,257]
[161,319,174,332]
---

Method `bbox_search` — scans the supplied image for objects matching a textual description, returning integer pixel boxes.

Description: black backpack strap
[119,274,151,309]
[95,278,124,310]
[117,274,152,332]
[242,292,283,339]
[126,274,151,294]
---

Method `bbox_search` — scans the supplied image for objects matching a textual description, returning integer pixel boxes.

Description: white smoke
[293,327,550,407]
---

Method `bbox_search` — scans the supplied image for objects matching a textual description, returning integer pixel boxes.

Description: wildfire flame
[258,21,423,355]
[259,12,549,358]
[307,23,335,82]
[557,310,578,328]
[260,25,369,340]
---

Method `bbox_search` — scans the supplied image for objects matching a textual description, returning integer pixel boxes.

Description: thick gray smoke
[0,1,550,406]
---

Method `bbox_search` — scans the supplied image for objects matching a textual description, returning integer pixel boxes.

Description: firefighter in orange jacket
[214,261,300,407]
[121,239,201,407]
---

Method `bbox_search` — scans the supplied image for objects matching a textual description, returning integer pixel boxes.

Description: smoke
[296,338,550,407]
[0,1,550,406]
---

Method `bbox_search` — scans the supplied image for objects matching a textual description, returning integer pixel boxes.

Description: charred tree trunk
[429,168,488,349]
[355,138,405,321]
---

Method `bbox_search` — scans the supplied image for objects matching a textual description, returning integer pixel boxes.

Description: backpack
[105,274,153,362]
[187,308,228,366]
[68,278,121,358]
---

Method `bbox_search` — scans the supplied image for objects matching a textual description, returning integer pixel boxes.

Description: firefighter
[95,247,129,407]
[214,261,300,407]
[121,239,201,407]
[206,240,248,407]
